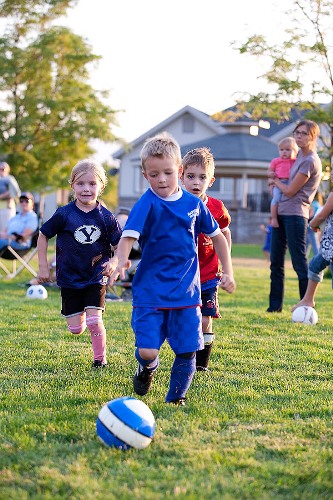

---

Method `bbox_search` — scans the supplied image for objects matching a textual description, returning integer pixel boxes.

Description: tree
[0,0,120,191]
[213,0,333,170]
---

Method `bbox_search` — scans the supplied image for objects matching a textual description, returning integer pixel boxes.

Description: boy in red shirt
[182,147,232,371]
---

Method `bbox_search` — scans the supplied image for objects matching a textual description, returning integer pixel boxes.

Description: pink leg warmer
[67,322,86,335]
[86,315,106,363]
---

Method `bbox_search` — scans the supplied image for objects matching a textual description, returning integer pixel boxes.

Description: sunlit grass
[0,248,332,498]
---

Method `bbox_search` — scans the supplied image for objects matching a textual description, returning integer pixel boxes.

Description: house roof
[112,105,222,159]
[112,104,316,162]
[218,105,309,138]
[181,133,278,162]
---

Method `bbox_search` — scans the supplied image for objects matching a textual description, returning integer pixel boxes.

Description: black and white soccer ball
[26,285,48,300]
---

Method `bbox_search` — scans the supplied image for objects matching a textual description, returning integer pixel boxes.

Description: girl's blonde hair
[69,159,108,193]
[278,136,298,156]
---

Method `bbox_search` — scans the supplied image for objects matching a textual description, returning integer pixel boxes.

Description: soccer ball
[292,306,318,325]
[26,285,48,300]
[96,396,156,450]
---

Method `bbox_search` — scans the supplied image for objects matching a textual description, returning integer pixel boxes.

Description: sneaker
[92,360,108,368]
[166,398,186,406]
[133,365,154,395]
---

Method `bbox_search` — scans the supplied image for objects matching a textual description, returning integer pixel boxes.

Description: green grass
[1,248,333,499]
[231,243,265,259]
[231,243,293,261]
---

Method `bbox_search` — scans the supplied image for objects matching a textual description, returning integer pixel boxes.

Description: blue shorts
[201,286,221,318]
[262,241,271,252]
[131,306,204,354]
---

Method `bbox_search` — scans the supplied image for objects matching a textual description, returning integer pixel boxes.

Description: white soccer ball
[26,285,48,300]
[96,396,156,450]
[292,306,318,325]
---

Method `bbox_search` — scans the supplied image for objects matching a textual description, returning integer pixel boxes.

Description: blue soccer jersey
[122,188,220,308]
[40,201,122,288]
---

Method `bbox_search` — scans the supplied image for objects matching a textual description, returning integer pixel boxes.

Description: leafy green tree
[0,0,120,191]
[213,0,333,169]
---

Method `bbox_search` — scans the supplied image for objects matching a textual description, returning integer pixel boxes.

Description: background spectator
[267,120,322,313]
[260,216,272,261]
[306,190,323,257]
[0,161,21,233]
[0,192,38,251]
[267,137,298,227]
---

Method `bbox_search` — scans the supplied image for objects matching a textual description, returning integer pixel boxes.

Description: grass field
[1,246,332,499]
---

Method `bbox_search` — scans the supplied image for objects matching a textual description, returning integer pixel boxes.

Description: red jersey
[198,196,231,284]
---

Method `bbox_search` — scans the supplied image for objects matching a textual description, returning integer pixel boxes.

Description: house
[112,105,305,243]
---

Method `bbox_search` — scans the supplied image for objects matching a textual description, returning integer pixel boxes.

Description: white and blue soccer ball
[26,284,48,300]
[292,306,318,325]
[96,396,156,450]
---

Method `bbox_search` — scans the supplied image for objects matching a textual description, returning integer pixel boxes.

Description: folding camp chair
[0,229,39,279]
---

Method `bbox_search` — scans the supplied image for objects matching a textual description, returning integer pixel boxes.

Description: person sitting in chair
[0,192,38,251]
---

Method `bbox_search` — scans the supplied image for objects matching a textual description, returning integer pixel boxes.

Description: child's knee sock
[135,348,159,372]
[67,323,86,335]
[165,352,196,402]
[86,315,106,363]
[196,333,215,370]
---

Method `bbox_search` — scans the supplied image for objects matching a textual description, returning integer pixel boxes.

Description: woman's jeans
[268,215,308,311]
[308,252,333,286]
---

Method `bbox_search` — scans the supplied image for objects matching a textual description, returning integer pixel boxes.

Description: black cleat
[133,365,155,395]
[166,398,186,406]
[196,366,209,372]
[92,360,108,368]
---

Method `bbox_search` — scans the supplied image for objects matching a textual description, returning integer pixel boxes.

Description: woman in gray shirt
[267,120,322,312]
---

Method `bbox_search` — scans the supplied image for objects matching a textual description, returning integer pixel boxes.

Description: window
[182,115,194,133]
[207,178,221,192]
[133,165,148,194]
[207,177,233,195]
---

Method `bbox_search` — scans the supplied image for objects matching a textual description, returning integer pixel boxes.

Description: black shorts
[201,286,221,319]
[61,284,106,317]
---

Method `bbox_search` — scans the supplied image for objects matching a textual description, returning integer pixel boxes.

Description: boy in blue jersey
[109,132,236,406]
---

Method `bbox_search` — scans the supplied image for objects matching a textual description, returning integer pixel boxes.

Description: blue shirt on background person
[0,192,38,251]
